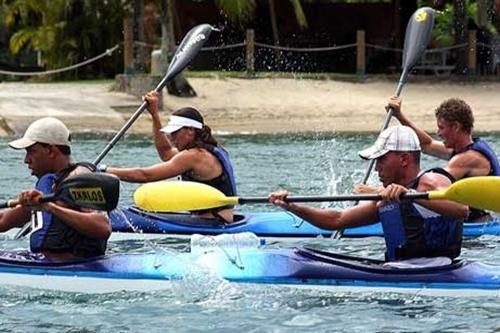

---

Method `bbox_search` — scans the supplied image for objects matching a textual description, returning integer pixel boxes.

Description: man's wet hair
[435,98,474,134]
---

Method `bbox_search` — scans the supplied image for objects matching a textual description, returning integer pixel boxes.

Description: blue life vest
[29,173,58,252]
[29,166,107,257]
[181,144,237,196]
[451,138,500,220]
[451,138,500,176]
[378,169,463,261]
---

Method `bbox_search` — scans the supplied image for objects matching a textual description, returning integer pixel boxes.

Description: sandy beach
[0,77,499,137]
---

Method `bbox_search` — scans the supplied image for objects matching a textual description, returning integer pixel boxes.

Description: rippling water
[0,133,499,332]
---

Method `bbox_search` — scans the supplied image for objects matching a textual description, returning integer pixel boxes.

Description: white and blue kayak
[0,244,499,296]
[110,206,500,240]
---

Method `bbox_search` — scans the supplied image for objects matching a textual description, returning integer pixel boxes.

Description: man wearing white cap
[103,91,237,223]
[0,117,111,260]
[270,125,469,262]
[387,96,500,221]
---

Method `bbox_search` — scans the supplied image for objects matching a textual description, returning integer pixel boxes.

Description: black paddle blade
[156,24,214,92]
[402,7,435,72]
[51,173,120,211]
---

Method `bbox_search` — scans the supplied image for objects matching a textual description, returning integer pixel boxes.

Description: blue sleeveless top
[181,144,237,196]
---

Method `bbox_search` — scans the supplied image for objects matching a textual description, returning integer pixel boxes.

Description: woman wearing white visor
[104,91,237,223]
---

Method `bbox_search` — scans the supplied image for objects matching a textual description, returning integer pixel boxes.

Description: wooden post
[468,30,477,75]
[246,29,255,77]
[123,17,134,74]
[356,30,366,76]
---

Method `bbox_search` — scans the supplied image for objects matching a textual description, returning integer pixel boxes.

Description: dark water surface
[0,133,499,332]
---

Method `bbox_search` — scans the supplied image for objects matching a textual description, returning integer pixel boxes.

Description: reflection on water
[0,133,500,332]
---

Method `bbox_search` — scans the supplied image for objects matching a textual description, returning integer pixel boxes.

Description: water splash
[112,209,237,301]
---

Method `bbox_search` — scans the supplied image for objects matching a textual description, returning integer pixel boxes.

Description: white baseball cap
[358,125,421,160]
[8,117,71,149]
[160,107,204,134]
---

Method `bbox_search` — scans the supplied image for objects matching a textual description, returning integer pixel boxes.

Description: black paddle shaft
[93,24,214,166]
[239,192,429,205]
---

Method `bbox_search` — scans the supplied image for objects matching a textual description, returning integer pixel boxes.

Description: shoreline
[1,77,499,137]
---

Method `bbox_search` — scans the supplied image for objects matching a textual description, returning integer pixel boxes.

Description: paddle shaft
[333,69,410,240]
[93,69,180,165]
[358,69,408,185]
[93,24,213,165]
[0,193,57,209]
[238,191,428,205]
[0,173,119,211]
[335,9,435,238]
[93,98,155,165]
[134,176,500,213]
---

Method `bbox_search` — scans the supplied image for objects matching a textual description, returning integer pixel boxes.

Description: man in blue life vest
[269,125,469,263]
[387,97,500,221]
[0,117,111,260]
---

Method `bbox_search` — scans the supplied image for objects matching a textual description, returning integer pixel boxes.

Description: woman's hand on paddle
[269,190,293,210]
[386,96,402,118]
[144,91,160,116]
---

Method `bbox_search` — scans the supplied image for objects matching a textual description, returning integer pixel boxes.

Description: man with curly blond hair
[386,97,500,221]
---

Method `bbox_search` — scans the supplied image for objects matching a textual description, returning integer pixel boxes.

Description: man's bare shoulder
[447,150,491,178]
[69,165,93,176]
[418,172,452,192]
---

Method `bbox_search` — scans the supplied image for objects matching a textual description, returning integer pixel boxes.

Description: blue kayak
[0,245,498,296]
[110,206,500,239]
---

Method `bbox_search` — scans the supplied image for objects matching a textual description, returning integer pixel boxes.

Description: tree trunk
[393,0,402,67]
[160,0,195,97]
[158,0,175,72]
[453,0,468,74]
[133,0,146,73]
[477,0,488,28]
[123,16,134,74]
[268,0,280,58]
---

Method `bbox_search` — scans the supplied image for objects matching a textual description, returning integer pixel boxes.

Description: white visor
[160,115,203,134]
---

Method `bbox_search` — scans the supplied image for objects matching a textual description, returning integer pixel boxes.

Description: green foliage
[417,0,497,47]
[290,0,308,29]
[2,0,128,78]
[433,3,457,47]
[3,0,74,69]
[214,0,308,28]
[302,0,391,3]
[215,0,256,24]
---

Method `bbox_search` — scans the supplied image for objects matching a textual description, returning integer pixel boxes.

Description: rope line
[133,41,159,48]
[0,44,120,76]
[2,39,497,77]
[255,42,357,52]
[201,42,246,51]
[366,44,403,52]
[425,43,468,52]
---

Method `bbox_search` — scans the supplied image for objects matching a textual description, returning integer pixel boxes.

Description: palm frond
[289,0,308,29]
[9,28,35,54]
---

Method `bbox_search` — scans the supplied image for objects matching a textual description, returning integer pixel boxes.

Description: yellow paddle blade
[134,181,238,212]
[428,176,500,212]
